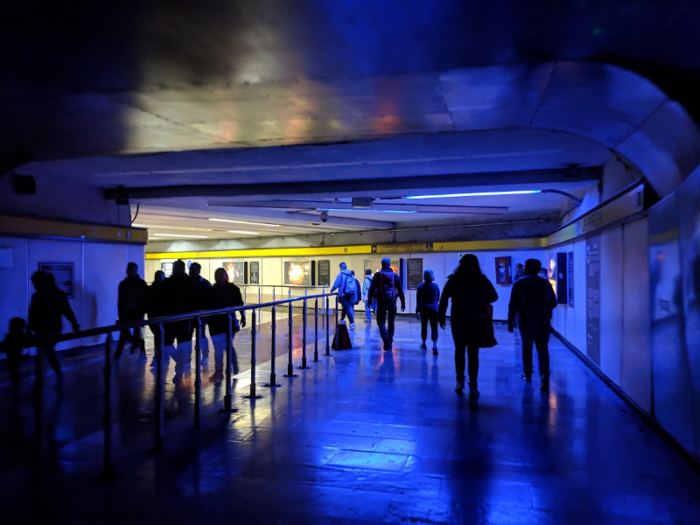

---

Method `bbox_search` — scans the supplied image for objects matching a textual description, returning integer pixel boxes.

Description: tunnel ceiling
[2,1,700,241]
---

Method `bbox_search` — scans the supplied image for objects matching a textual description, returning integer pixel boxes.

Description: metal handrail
[25,291,340,491]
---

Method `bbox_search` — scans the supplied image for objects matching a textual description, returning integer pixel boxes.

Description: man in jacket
[330,262,357,330]
[115,262,148,359]
[161,259,197,384]
[189,262,212,363]
[368,258,405,351]
[507,258,558,391]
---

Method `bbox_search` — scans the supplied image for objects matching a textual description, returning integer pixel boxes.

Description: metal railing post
[33,343,44,499]
[246,309,262,399]
[325,295,331,356]
[102,333,115,479]
[285,300,297,377]
[221,312,236,412]
[265,306,280,387]
[153,324,165,451]
[193,317,202,429]
[299,297,310,369]
[314,297,319,362]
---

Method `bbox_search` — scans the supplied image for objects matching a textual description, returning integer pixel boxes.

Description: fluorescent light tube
[406,190,541,199]
[152,233,209,239]
[227,230,259,235]
[209,218,280,227]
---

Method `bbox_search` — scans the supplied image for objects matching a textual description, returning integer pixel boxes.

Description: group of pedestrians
[331,254,557,399]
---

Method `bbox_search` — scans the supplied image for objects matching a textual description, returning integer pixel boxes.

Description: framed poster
[249,261,260,285]
[567,251,574,307]
[161,261,173,278]
[407,258,423,290]
[364,258,401,276]
[556,252,568,304]
[39,262,74,298]
[222,261,247,284]
[284,261,315,286]
[494,256,512,285]
[317,260,331,286]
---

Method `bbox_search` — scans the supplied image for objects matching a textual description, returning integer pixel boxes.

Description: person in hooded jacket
[416,268,440,355]
[438,254,498,399]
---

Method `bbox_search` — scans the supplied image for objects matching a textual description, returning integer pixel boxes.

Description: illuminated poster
[494,256,512,285]
[222,261,247,284]
[364,258,401,276]
[284,261,315,286]
[161,262,173,278]
[548,254,558,297]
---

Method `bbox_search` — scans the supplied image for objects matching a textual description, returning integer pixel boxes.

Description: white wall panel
[572,240,587,352]
[621,218,652,412]
[599,228,624,385]
[0,237,29,338]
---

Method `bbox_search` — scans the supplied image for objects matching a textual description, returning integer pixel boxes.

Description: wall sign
[249,261,260,285]
[317,260,331,286]
[494,256,512,285]
[406,258,423,290]
[567,251,574,308]
[586,236,601,365]
[39,262,75,298]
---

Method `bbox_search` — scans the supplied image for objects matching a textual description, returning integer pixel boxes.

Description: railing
[22,291,339,491]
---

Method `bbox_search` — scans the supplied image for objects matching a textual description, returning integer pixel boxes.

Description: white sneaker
[350,323,356,330]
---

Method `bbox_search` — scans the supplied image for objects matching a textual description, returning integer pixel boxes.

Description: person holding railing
[206,268,246,383]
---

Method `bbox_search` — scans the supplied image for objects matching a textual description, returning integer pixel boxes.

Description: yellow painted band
[0,215,148,244]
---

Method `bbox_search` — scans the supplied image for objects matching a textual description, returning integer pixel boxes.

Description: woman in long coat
[438,254,498,398]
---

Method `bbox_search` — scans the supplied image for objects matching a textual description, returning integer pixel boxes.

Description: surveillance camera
[320,211,329,223]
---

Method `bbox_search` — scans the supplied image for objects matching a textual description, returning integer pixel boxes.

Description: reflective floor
[1,315,699,524]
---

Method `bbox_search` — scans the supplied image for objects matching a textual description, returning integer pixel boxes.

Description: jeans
[364,299,375,321]
[520,328,550,377]
[450,322,480,385]
[116,314,145,355]
[211,332,239,374]
[420,308,438,342]
[376,300,397,345]
[339,295,355,325]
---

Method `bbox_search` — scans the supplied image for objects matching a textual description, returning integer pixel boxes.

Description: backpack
[376,271,397,301]
[342,273,357,298]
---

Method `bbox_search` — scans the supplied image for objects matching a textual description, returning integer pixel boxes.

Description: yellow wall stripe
[0,215,148,244]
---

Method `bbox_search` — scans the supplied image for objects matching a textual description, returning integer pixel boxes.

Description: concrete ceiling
[2,1,700,242]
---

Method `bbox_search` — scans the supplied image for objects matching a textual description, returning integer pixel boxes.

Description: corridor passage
[1,317,699,524]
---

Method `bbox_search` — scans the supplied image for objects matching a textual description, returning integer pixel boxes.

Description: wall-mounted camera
[319,211,329,222]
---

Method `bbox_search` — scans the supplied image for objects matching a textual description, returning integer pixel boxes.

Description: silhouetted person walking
[115,262,148,359]
[1,317,29,387]
[189,262,212,363]
[28,271,80,386]
[146,270,166,366]
[206,268,246,383]
[368,258,405,351]
[416,269,440,355]
[508,258,557,391]
[161,260,196,384]
[438,255,498,398]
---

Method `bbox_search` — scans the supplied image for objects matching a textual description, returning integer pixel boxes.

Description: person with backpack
[507,258,557,392]
[368,258,405,351]
[351,271,361,307]
[438,254,498,399]
[330,262,357,330]
[361,268,374,323]
[416,268,440,355]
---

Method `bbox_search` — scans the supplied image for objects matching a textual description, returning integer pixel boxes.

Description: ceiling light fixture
[406,190,541,199]
[152,233,209,239]
[209,218,280,227]
[317,208,416,214]
[227,230,259,235]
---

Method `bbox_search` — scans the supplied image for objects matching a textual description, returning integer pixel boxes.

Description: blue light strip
[406,190,541,199]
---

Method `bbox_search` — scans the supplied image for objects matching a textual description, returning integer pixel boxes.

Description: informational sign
[406,258,423,290]
[567,251,574,307]
[586,236,601,365]
[161,262,173,278]
[317,260,331,286]
[249,261,260,285]
[39,262,75,298]
[556,252,568,305]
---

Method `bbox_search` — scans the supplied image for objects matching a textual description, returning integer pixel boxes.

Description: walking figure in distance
[507,258,557,392]
[115,262,148,359]
[416,268,440,355]
[438,255,498,398]
[368,258,405,351]
[331,262,358,330]
[361,268,374,323]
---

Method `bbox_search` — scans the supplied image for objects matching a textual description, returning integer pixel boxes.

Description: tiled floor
[1,314,699,524]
